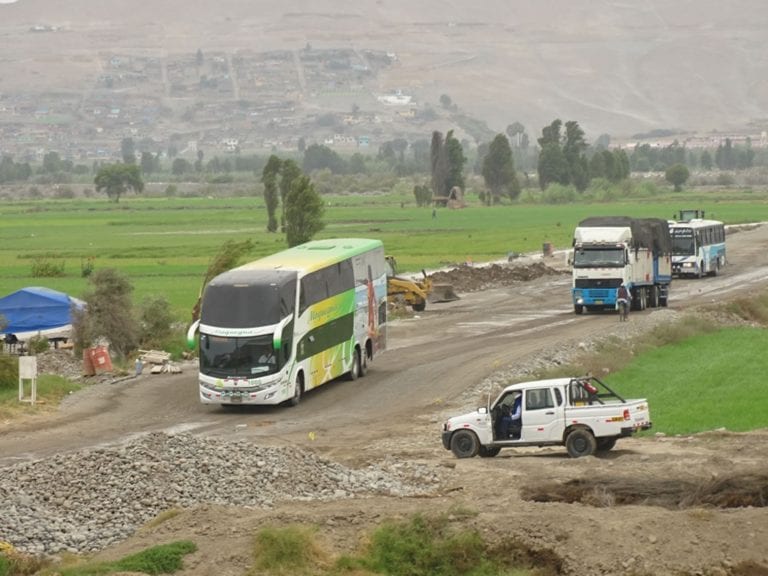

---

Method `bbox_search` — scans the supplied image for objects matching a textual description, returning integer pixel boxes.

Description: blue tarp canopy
[0,287,85,337]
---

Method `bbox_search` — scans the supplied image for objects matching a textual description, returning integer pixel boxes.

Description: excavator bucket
[428,283,460,303]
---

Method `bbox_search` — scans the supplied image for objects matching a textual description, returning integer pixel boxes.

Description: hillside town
[0,45,441,163]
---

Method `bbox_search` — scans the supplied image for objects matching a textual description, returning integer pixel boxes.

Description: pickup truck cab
[441,376,651,458]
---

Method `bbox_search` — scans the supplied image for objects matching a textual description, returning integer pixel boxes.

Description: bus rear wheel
[346,349,362,381]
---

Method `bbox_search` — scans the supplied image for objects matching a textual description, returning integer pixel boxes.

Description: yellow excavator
[385,255,458,311]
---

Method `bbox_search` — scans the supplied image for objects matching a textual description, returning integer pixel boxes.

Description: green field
[609,327,768,435]
[2,190,768,319]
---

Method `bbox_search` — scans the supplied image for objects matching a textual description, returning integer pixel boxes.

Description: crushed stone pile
[430,262,568,294]
[0,432,441,556]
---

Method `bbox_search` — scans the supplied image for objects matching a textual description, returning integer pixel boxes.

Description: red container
[88,346,113,374]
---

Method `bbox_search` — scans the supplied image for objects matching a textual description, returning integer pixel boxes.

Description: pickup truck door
[521,387,565,442]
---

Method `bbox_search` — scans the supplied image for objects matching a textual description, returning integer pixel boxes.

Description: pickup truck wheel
[566,429,597,458]
[478,446,501,458]
[450,430,480,458]
[596,437,617,452]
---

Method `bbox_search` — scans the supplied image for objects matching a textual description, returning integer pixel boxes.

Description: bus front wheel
[288,375,304,407]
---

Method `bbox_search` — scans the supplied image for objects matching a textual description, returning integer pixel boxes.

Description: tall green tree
[430,131,449,201]
[482,134,520,204]
[284,176,325,247]
[279,159,302,232]
[94,163,144,202]
[261,155,282,233]
[563,121,589,191]
[444,130,466,195]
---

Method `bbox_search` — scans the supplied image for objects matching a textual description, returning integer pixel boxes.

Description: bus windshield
[199,333,278,378]
[572,248,625,268]
[671,228,695,255]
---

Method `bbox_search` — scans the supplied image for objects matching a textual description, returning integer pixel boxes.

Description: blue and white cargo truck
[570,217,673,315]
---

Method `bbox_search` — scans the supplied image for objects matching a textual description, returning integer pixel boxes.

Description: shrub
[542,183,577,204]
[30,258,66,278]
[27,335,50,355]
[252,525,328,573]
[0,352,19,389]
[138,296,175,349]
[81,257,95,278]
[53,186,75,199]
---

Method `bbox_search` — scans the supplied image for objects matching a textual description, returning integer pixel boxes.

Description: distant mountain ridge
[1,0,767,141]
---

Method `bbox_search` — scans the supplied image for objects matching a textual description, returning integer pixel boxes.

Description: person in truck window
[498,392,522,439]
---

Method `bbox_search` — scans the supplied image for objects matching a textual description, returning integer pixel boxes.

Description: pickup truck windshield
[572,248,625,268]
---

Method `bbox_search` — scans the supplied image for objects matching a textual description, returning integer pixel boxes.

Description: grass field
[2,190,768,320]
[609,327,768,435]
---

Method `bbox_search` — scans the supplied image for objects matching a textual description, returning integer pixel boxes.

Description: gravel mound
[0,432,440,555]
[431,261,568,294]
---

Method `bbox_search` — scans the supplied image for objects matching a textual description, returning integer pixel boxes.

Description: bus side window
[281,321,293,362]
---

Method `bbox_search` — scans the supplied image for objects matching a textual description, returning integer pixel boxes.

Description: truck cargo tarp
[576,217,672,254]
[0,287,85,337]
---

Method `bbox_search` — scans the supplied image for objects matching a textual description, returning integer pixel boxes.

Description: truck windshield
[199,334,278,378]
[572,248,625,268]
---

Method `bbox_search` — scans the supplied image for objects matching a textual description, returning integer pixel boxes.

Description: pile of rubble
[430,261,568,294]
[0,432,440,555]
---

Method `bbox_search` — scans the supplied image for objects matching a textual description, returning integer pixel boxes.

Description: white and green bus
[191,238,387,406]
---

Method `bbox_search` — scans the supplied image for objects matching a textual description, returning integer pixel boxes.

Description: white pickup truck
[441,376,652,458]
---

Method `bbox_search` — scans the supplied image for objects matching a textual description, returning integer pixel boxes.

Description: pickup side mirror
[477,407,488,414]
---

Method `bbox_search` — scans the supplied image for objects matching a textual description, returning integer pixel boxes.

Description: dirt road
[2,224,768,575]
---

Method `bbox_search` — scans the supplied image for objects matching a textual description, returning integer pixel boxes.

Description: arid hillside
[1,0,767,139]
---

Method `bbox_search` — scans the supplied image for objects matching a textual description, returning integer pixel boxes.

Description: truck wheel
[648,285,659,308]
[596,437,617,452]
[565,429,596,458]
[478,446,501,458]
[450,430,480,458]
[412,300,426,312]
[574,304,584,315]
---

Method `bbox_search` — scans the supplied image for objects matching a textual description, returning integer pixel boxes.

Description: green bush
[26,335,50,355]
[30,258,66,278]
[57,540,196,576]
[0,355,19,390]
[252,526,327,573]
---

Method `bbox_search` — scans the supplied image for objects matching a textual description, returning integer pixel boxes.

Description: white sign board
[19,356,38,404]
[19,356,38,379]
